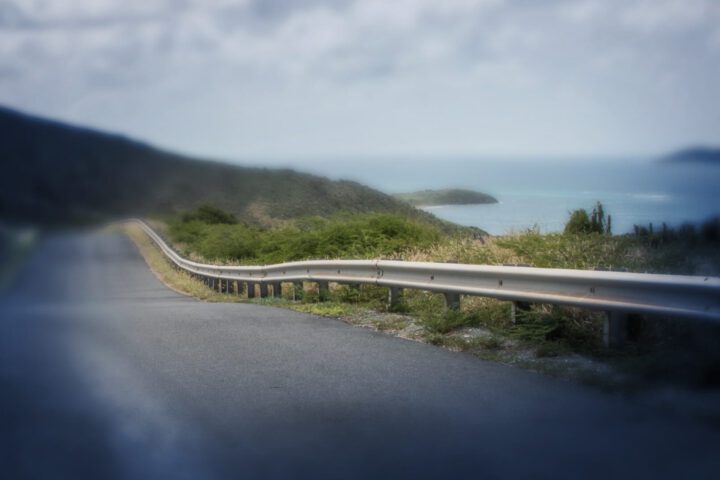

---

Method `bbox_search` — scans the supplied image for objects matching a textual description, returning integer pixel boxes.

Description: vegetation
[0,105,446,227]
[394,188,498,206]
[564,202,611,235]
[632,217,720,247]
[134,205,720,389]
[181,204,238,225]
[166,207,445,264]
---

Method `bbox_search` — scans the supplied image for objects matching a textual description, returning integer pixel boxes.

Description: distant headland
[661,147,720,164]
[393,189,498,207]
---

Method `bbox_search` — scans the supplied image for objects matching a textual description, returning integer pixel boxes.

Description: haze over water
[293,158,720,235]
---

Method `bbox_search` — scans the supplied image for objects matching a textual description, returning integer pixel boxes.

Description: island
[393,189,498,206]
[661,147,720,164]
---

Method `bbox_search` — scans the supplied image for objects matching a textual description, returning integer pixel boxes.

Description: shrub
[181,204,237,225]
[167,211,444,264]
[564,209,592,235]
[564,202,610,235]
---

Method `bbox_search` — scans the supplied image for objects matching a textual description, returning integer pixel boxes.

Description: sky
[1,0,719,163]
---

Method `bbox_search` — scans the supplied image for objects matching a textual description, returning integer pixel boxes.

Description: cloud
[0,0,718,157]
[619,0,716,33]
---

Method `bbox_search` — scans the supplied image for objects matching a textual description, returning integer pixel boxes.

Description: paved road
[1,231,719,479]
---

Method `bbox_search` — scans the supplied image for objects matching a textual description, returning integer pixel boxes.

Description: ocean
[284,158,720,235]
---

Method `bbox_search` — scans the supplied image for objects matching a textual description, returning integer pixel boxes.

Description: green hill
[0,106,457,230]
[394,189,498,206]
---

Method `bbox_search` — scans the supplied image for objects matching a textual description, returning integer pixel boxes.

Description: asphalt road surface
[1,231,719,479]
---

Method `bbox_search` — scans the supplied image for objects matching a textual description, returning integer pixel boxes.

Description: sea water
[295,158,720,235]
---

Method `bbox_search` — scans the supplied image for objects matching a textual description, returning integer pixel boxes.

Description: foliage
[564,202,611,235]
[181,204,237,224]
[633,216,720,247]
[167,209,444,264]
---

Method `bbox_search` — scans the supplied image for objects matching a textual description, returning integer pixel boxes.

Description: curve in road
[1,231,718,479]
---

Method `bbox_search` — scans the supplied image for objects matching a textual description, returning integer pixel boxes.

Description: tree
[564,202,611,235]
[564,209,592,235]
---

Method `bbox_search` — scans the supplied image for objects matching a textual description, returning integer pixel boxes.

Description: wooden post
[388,287,404,310]
[318,281,330,302]
[511,301,532,324]
[444,292,461,310]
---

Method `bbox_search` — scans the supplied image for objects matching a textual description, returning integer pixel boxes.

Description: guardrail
[132,220,720,347]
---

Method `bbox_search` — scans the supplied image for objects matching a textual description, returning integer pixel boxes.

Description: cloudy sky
[1,0,719,161]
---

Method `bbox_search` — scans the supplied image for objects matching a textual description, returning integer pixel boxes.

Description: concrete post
[444,292,461,310]
[388,287,404,310]
[318,281,330,302]
[247,283,256,299]
[511,301,532,324]
[259,283,269,298]
[293,282,304,301]
[604,311,628,348]
[272,282,282,298]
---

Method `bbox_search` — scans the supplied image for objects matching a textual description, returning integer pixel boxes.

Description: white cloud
[0,0,718,157]
[619,0,716,33]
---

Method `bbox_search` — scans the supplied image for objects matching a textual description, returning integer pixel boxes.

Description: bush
[167,211,444,264]
[181,204,237,225]
[564,202,611,235]
[564,209,592,235]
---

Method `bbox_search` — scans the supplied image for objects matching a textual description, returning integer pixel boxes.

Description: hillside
[0,106,451,229]
[394,189,498,206]
[661,147,720,164]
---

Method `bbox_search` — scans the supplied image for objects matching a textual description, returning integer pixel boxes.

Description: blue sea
[279,158,720,235]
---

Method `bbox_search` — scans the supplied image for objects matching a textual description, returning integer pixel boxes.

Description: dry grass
[119,222,635,387]
[123,223,246,302]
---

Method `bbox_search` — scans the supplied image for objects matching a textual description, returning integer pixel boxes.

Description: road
[1,231,718,479]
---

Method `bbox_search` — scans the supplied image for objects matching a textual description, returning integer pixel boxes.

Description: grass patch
[129,215,720,390]
[122,223,245,302]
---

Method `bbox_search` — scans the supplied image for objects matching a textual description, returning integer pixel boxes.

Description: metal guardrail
[132,220,720,346]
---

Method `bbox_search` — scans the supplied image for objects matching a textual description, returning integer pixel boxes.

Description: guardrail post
[604,311,628,348]
[226,279,235,294]
[247,283,256,299]
[318,281,330,302]
[235,281,244,296]
[388,287,404,310]
[444,292,461,310]
[511,301,531,323]
[272,282,282,298]
[293,282,304,300]
[259,283,269,298]
[210,278,217,291]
